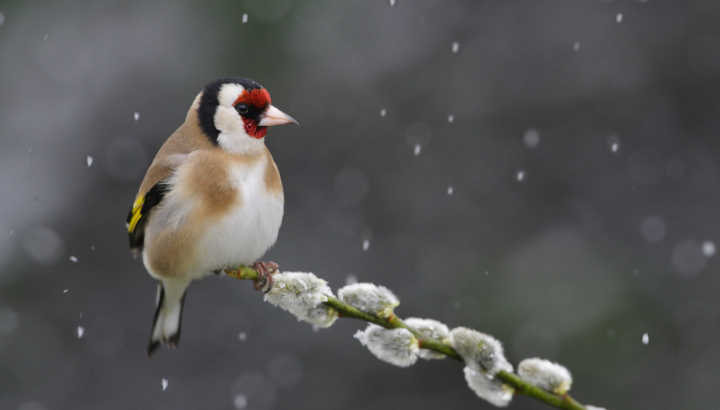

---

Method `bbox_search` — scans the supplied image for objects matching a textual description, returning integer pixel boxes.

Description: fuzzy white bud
[338,283,399,318]
[464,367,514,407]
[263,272,338,327]
[404,317,450,360]
[355,323,419,367]
[518,358,573,395]
[449,327,513,374]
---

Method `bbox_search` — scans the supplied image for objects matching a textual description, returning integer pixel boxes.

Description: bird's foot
[252,261,279,293]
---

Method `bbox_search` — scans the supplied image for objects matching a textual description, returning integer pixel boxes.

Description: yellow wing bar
[127,196,145,234]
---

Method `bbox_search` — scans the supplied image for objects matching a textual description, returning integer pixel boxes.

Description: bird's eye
[236,103,249,115]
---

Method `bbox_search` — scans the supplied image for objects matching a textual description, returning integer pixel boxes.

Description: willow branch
[225,266,588,410]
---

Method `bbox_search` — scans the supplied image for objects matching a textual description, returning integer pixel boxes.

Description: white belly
[194,162,284,276]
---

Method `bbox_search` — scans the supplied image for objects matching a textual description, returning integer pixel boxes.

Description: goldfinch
[126,77,297,356]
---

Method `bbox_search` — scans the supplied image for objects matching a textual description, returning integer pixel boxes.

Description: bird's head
[197,77,297,154]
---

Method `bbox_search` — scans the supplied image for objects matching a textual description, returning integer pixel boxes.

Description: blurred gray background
[1,0,719,409]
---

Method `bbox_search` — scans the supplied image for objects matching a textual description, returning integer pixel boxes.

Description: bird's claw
[252,261,279,293]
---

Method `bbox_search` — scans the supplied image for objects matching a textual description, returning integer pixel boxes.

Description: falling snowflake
[86,156,93,167]
[69,256,78,263]
[573,41,580,51]
[242,14,248,23]
[702,241,716,257]
[238,332,248,341]
[362,240,370,251]
[448,114,454,123]
[162,379,168,391]
[523,128,540,148]
[616,13,623,23]
[77,326,84,338]
[517,170,525,181]
[642,333,649,345]
[134,112,140,121]
[389,0,395,6]
[234,394,248,409]
[452,42,459,53]
[414,144,421,156]
[447,186,454,195]
[380,108,386,117]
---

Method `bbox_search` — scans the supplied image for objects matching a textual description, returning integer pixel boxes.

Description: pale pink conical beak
[258,105,298,127]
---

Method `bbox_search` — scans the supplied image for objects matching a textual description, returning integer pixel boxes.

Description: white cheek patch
[214,106,244,134]
[215,109,265,154]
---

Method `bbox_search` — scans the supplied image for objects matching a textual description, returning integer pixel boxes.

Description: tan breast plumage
[142,145,284,280]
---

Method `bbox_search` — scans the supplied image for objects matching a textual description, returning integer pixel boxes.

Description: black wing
[126,181,170,253]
